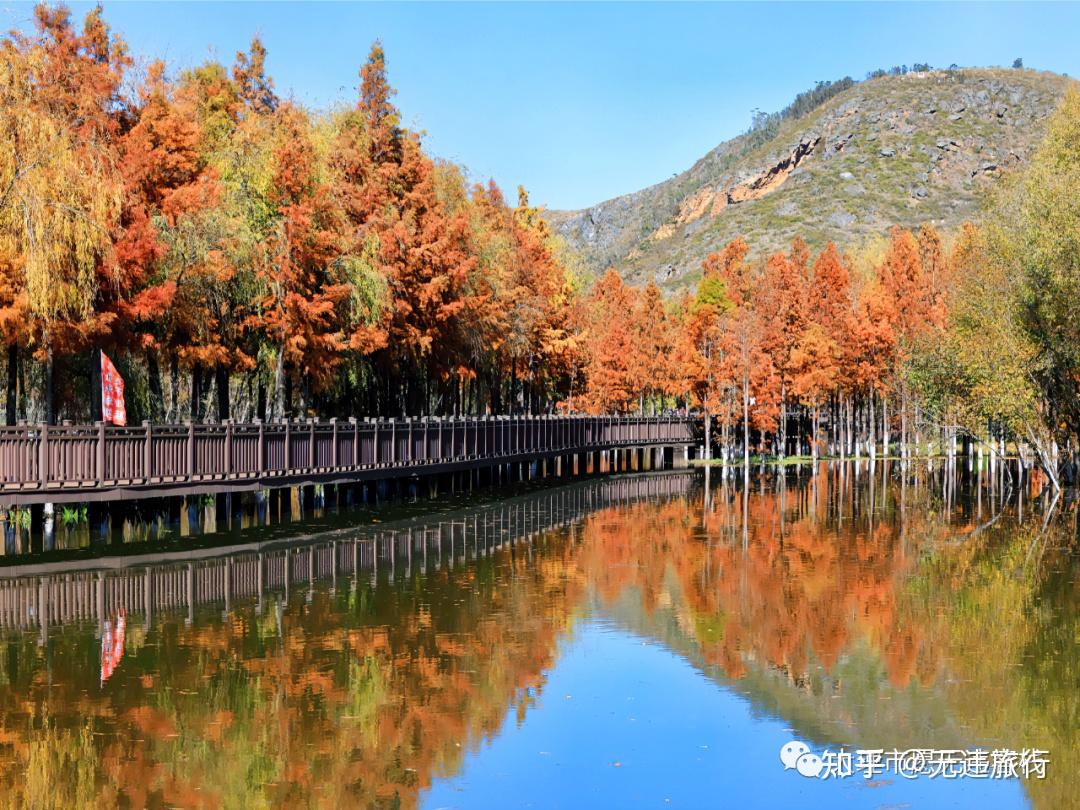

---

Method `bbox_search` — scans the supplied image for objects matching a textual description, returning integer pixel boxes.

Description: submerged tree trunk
[704,408,711,461]
[882,397,889,459]
[742,372,750,469]
[869,392,876,463]
[900,389,908,461]
[779,380,787,461]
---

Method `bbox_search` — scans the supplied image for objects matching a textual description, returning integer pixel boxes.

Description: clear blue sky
[6,2,1078,210]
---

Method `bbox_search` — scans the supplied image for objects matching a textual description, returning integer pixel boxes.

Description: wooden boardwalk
[0,415,694,505]
[0,471,695,636]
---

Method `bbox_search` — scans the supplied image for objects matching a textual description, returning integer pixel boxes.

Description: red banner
[101,352,127,426]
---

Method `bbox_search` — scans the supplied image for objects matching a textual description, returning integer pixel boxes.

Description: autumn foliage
[2,4,1079,487]
[0,8,582,423]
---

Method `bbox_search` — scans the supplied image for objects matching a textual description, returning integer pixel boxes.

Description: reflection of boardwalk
[0,472,695,635]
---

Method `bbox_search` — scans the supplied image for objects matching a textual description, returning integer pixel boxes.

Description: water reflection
[0,463,1074,809]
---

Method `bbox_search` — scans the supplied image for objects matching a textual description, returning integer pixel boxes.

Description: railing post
[390,419,396,465]
[330,418,339,469]
[143,421,152,482]
[284,420,291,472]
[224,420,233,478]
[95,421,106,485]
[350,418,359,468]
[38,422,48,488]
[186,421,195,481]
[372,419,379,467]
[308,419,316,470]
[256,419,265,474]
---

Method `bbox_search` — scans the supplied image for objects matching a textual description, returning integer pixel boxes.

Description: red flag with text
[101,352,127,426]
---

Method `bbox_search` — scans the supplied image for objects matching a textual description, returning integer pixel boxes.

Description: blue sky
[6,2,1078,210]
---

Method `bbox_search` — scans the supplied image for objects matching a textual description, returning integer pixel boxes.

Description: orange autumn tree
[0,4,127,422]
[790,324,841,462]
[459,180,513,412]
[874,227,947,457]
[581,269,639,413]
[806,242,854,456]
[702,238,778,465]
[110,60,225,420]
[260,104,350,417]
[465,183,580,414]
[139,38,279,422]
[506,187,580,413]
[683,245,734,459]
[336,43,478,415]
[759,240,809,457]
[631,281,679,414]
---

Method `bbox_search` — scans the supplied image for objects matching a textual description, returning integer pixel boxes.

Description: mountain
[546,68,1077,289]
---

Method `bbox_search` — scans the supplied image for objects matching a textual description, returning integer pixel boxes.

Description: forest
[1,5,1078,488]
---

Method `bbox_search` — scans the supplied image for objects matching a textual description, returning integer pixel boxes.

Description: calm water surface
[0,463,1075,809]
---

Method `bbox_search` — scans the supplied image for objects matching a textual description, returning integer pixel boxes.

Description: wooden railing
[0,415,694,503]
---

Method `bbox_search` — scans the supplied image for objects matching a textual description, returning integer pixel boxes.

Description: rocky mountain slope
[546,68,1077,289]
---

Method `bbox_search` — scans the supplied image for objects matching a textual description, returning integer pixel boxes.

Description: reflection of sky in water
[424,619,1029,810]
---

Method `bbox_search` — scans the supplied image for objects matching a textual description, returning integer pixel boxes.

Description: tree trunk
[6,343,17,426]
[45,347,56,426]
[146,350,163,422]
[300,372,311,417]
[838,395,846,461]
[882,397,889,459]
[191,365,203,423]
[779,380,787,461]
[510,357,518,415]
[704,408,712,461]
[869,393,876,462]
[215,365,230,421]
[257,381,267,422]
[169,355,179,422]
[901,389,908,461]
[742,371,750,469]
[90,347,103,423]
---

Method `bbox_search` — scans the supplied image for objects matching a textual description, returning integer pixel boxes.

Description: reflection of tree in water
[576,471,932,685]
[0,467,1074,809]
[572,466,1078,810]
[0,537,587,808]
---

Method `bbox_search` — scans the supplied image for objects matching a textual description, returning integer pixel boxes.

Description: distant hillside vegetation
[546,67,1077,289]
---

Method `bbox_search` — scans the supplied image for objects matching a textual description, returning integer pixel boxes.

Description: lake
[0,462,1074,809]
